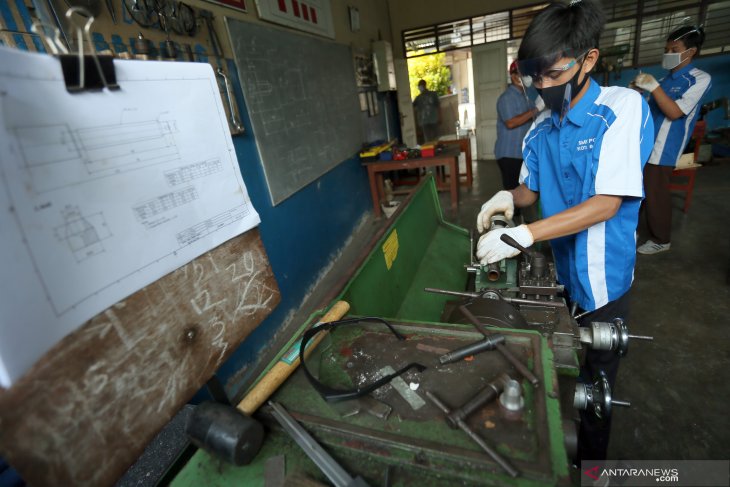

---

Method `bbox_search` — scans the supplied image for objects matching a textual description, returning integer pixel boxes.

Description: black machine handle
[500,234,546,277]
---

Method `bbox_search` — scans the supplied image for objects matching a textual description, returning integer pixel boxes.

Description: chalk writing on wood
[0,228,279,487]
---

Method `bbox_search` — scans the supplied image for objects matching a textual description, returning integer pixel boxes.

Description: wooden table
[439,136,473,187]
[363,146,460,218]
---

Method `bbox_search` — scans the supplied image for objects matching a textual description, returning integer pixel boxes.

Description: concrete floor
[438,156,730,461]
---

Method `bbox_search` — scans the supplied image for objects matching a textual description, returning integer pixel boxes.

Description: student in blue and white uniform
[632,27,712,255]
[475,0,653,460]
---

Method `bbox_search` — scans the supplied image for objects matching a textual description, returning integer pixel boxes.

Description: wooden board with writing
[0,228,279,487]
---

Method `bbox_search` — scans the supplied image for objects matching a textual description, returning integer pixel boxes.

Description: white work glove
[476,191,514,233]
[476,225,534,265]
[534,95,545,113]
[632,73,659,93]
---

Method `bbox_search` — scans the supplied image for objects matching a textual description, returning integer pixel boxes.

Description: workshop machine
[173,177,651,487]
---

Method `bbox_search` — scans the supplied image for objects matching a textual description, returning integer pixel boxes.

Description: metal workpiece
[446,373,511,428]
[425,390,520,478]
[268,402,370,487]
[579,318,654,356]
[499,380,525,413]
[573,371,631,420]
[438,334,505,364]
[479,216,515,282]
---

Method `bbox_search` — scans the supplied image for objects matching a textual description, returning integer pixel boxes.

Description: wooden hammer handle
[237,301,350,415]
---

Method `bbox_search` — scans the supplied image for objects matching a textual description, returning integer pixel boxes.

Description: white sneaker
[637,240,671,255]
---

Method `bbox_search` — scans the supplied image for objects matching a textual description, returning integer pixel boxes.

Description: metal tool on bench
[445,373,511,428]
[579,318,653,356]
[185,301,350,465]
[425,390,519,478]
[574,370,631,420]
[268,401,370,487]
[438,334,505,364]
[455,304,540,387]
[425,287,565,308]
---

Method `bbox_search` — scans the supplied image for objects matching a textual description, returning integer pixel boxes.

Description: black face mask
[536,64,589,115]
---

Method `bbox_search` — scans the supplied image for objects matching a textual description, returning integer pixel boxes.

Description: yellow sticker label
[382,229,399,270]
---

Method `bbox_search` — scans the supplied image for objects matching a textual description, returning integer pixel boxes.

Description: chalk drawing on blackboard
[225,17,363,205]
[53,206,113,263]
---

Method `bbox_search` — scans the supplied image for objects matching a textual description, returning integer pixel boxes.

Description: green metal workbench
[172,178,572,486]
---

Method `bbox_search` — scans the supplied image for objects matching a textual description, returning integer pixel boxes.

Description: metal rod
[438,335,505,364]
[504,296,565,308]
[495,343,540,388]
[459,305,540,387]
[574,309,591,320]
[424,287,479,298]
[447,374,510,428]
[268,402,356,487]
[424,287,564,308]
[425,391,519,478]
[628,334,653,341]
[612,400,631,407]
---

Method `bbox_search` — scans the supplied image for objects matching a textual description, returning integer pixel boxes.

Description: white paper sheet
[0,47,260,387]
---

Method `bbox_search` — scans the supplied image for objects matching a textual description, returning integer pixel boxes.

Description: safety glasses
[519,50,591,87]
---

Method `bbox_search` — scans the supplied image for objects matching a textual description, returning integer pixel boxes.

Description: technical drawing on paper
[13,119,180,194]
[133,186,199,229]
[177,205,250,246]
[53,206,113,263]
[164,159,223,186]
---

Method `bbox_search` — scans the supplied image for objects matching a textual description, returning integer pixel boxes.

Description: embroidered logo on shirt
[576,138,596,151]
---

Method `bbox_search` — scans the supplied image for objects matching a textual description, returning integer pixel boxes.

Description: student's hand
[476,191,514,233]
[632,73,659,93]
[476,225,534,264]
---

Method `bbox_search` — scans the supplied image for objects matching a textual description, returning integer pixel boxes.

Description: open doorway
[403,40,521,159]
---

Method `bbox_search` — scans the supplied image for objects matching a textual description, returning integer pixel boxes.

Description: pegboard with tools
[0,0,244,133]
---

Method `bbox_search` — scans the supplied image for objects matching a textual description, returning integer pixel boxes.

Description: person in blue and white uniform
[475,0,653,460]
[632,27,711,255]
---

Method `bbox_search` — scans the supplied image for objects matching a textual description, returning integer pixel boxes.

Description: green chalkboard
[225,18,363,205]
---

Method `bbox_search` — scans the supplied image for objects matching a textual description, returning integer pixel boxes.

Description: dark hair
[517,0,606,77]
[667,26,705,55]
[417,79,426,86]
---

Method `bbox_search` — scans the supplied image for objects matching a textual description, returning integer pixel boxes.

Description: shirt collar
[508,84,523,95]
[671,63,694,79]
[549,77,600,128]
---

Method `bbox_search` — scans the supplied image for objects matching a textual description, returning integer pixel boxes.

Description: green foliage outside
[407,52,451,100]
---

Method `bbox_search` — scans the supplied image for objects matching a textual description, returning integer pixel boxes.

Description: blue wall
[213,60,394,398]
[604,54,730,130]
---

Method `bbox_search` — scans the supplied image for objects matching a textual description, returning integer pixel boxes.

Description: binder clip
[32,7,120,93]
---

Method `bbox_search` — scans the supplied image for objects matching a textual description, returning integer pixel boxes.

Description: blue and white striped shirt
[647,64,711,167]
[519,79,654,311]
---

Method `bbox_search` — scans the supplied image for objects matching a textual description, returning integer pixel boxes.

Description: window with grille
[402,1,730,65]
